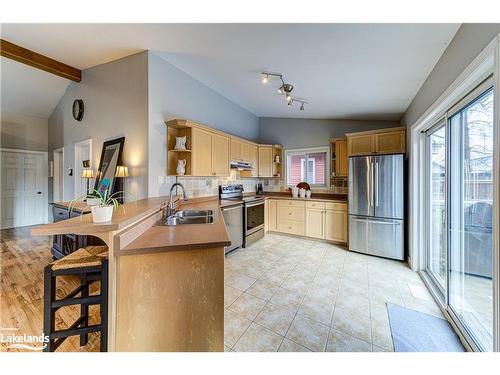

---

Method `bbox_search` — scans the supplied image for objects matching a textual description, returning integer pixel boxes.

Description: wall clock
[72,99,84,121]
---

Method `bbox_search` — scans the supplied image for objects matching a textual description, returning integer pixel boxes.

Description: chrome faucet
[166,182,188,218]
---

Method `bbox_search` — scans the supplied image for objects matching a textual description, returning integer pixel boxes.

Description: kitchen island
[32,196,230,352]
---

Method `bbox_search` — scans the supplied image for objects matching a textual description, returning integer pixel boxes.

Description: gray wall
[48,51,149,202]
[1,111,48,151]
[147,51,259,197]
[403,24,500,127]
[259,117,399,148]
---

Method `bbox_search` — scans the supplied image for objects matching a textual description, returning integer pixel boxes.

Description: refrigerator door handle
[351,218,401,225]
[370,160,375,207]
[375,161,379,207]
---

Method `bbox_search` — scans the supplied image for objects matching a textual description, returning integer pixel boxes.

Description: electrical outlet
[158,175,164,184]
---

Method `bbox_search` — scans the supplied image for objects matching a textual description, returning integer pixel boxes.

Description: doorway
[423,78,494,351]
[1,149,47,228]
[74,139,92,198]
[53,147,64,202]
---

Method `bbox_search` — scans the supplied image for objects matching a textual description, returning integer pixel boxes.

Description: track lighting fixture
[260,71,308,111]
[261,73,269,84]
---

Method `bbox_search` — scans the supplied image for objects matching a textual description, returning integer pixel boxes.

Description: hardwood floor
[1,226,101,352]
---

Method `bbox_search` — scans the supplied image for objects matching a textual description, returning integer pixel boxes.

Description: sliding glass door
[448,84,494,351]
[425,121,447,293]
[424,78,494,351]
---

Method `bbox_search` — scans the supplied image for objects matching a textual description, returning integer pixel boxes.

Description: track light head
[261,73,269,85]
[278,85,284,94]
[287,100,292,107]
[286,93,292,102]
[282,83,294,93]
[300,102,305,111]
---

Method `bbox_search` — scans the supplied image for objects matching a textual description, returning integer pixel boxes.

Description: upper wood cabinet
[331,138,348,177]
[167,120,230,176]
[258,146,273,177]
[346,127,406,156]
[192,127,213,176]
[212,134,230,176]
[230,139,242,161]
[166,119,280,177]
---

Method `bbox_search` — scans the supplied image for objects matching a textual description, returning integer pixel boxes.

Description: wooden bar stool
[43,245,108,352]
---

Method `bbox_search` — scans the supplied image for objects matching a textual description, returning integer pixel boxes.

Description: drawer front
[306,201,325,209]
[277,219,305,236]
[277,199,306,208]
[325,202,347,211]
[52,207,69,222]
[277,206,305,222]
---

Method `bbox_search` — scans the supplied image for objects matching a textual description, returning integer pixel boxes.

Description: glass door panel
[449,87,494,351]
[426,123,447,292]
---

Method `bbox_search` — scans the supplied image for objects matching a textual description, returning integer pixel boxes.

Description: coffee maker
[256,183,264,195]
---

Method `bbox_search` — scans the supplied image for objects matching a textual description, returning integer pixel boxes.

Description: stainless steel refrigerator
[348,154,404,260]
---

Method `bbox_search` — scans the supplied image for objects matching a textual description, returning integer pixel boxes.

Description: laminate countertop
[121,198,231,255]
[258,192,348,203]
[122,193,347,255]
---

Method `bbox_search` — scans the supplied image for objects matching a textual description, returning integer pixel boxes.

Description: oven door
[245,201,264,235]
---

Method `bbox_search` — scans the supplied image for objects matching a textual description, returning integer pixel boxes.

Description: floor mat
[386,303,465,352]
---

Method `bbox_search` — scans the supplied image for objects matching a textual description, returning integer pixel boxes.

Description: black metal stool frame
[43,259,108,352]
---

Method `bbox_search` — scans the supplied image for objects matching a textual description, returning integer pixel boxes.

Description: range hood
[230,160,254,170]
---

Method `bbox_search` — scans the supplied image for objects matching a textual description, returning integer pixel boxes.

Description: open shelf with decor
[166,120,193,176]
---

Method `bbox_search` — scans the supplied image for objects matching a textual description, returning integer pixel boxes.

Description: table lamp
[81,168,94,196]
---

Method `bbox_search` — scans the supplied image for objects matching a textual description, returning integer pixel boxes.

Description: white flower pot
[87,198,100,206]
[91,205,113,223]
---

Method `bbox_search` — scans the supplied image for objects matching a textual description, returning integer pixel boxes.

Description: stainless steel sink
[174,209,214,218]
[163,216,215,226]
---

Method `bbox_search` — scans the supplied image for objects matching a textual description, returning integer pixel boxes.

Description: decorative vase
[91,205,113,223]
[291,186,299,198]
[176,159,187,175]
[299,188,306,198]
[174,136,187,150]
[305,190,312,199]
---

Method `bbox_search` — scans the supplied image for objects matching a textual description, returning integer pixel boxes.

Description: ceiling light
[260,72,308,111]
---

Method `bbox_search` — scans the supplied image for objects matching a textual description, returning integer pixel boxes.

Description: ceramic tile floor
[224,233,443,352]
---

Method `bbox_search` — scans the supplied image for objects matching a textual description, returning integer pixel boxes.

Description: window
[285,147,329,187]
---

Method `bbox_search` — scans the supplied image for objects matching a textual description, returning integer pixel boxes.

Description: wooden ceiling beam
[0,39,81,82]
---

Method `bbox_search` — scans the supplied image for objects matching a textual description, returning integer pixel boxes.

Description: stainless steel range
[219,184,265,248]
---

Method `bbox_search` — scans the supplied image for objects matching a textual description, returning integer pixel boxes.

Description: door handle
[375,161,379,207]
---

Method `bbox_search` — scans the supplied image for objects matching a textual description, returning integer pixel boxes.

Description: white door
[1,151,45,228]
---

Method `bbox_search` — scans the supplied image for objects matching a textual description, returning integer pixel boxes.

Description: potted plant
[70,188,124,223]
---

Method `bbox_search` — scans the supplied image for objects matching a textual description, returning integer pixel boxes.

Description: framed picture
[94,137,125,198]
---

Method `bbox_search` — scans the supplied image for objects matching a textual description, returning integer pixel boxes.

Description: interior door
[348,156,373,216]
[374,154,404,220]
[1,151,45,228]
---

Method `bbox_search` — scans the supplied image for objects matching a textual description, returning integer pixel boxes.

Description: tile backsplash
[169,171,347,198]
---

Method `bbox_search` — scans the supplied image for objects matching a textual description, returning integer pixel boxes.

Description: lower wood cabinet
[324,209,348,243]
[305,209,324,239]
[267,199,348,244]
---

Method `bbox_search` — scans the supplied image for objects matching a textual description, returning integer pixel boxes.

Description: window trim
[284,146,330,189]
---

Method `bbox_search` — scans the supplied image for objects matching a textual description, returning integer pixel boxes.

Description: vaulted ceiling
[1,23,460,120]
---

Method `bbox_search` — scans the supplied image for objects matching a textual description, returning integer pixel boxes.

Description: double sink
[160,209,215,226]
